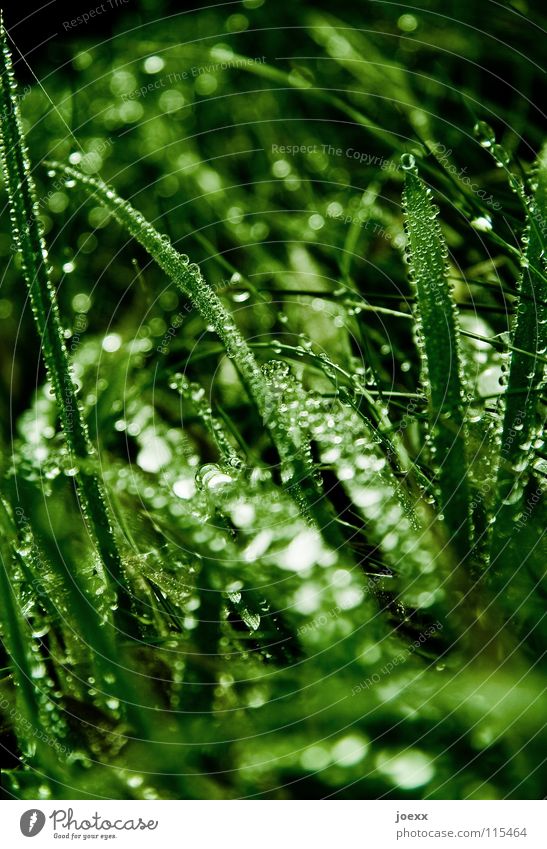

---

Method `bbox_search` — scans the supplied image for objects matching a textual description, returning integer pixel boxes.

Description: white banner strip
[1,800,544,848]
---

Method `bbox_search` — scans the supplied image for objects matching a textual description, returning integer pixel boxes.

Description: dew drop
[471,215,492,233]
[102,333,122,352]
[196,463,234,491]
[401,153,416,171]
[491,144,511,168]
[232,291,250,303]
[473,120,496,148]
[31,662,47,679]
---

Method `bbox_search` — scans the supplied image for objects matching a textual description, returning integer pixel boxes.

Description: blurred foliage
[0,0,545,800]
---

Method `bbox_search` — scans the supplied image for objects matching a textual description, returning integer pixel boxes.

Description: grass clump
[402,154,471,557]
[0,1,545,801]
[0,14,126,603]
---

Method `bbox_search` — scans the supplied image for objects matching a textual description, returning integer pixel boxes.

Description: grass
[0,1,545,800]
[489,143,547,571]
[402,154,471,556]
[0,13,127,609]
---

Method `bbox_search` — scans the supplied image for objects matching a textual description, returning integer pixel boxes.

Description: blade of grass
[0,16,127,608]
[48,160,345,549]
[170,374,243,470]
[0,501,63,781]
[1,490,151,739]
[202,46,400,151]
[489,143,547,568]
[402,154,472,557]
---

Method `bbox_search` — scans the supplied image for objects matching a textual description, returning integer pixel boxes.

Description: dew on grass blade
[0,17,128,604]
[402,157,472,557]
[400,152,416,171]
[473,120,496,148]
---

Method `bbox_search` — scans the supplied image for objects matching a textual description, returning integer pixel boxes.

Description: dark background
[4,0,546,95]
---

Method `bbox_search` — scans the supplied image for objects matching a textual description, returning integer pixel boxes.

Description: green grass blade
[0,490,153,764]
[48,161,345,548]
[402,155,472,556]
[0,502,62,778]
[0,17,126,599]
[170,374,243,470]
[46,163,277,415]
[202,46,398,151]
[489,144,547,567]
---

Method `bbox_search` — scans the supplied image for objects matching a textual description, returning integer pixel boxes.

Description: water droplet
[173,478,196,499]
[491,144,511,168]
[31,662,47,679]
[102,333,122,352]
[473,120,496,148]
[232,291,250,303]
[401,153,416,171]
[196,463,234,491]
[471,215,492,233]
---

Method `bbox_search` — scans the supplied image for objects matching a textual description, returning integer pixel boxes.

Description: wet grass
[0,1,545,800]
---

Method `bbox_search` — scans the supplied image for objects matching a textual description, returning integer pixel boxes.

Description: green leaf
[489,144,547,568]
[48,160,345,550]
[0,500,63,777]
[402,155,472,557]
[0,15,127,603]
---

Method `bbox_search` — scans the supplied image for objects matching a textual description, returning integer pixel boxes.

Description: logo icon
[20,810,46,837]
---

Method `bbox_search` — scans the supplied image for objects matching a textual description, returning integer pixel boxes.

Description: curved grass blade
[402,155,472,557]
[170,374,243,471]
[0,17,127,605]
[0,493,175,773]
[48,161,344,549]
[489,143,547,568]
[45,163,276,418]
[0,502,63,782]
[202,46,398,152]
